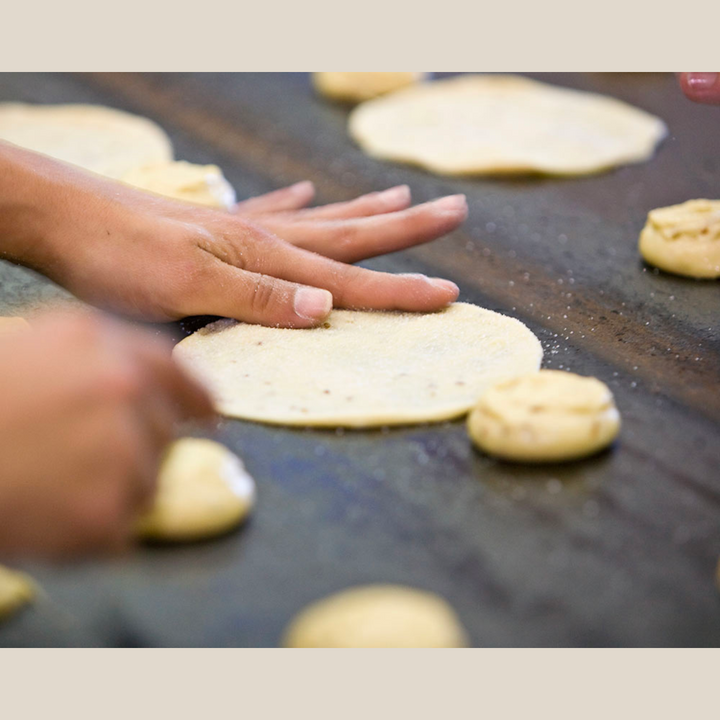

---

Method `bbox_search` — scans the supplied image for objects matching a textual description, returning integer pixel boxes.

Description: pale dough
[313,72,426,103]
[0,565,35,621]
[349,74,667,176]
[639,199,720,279]
[283,585,468,648]
[136,438,256,542]
[0,317,30,336]
[121,161,237,210]
[0,103,173,178]
[467,370,621,463]
[173,303,543,428]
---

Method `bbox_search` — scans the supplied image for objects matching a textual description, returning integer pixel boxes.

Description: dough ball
[283,585,468,648]
[121,161,237,210]
[0,565,36,621]
[136,438,256,542]
[0,317,30,336]
[313,72,426,103]
[639,199,720,279]
[467,370,621,463]
[349,74,666,176]
[173,303,542,428]
[0,103,173,179]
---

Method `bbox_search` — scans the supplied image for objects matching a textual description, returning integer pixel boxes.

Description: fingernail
[430,278,459,294]
[433,194,467,212]
[687,73,718,89]
[294,288,333,320]
[380,185,410,202]
[291,181,314,194]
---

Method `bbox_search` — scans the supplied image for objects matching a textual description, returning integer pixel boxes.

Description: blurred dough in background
[639,199,720,279]
[283,585,468,648]
[0,103,173,178]
[136,438,256,542]
[122,161,237,209]
[0,565,36,621]
[313,72,426,103]
[467,370,621,463]
[350,74,667,176]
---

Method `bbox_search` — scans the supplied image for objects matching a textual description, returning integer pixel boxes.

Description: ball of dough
[121,161,237,210]
[467,370,621,463]
[283,585,468,648]
[639,199,720,279]
[136,438,256,542]
[313,72,426,103]
[0,317,30,336]
[0,565,36,621]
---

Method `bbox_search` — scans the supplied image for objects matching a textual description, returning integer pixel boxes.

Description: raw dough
[173,303,543,428]
[0,565,35,620]
[0,317,30,336]
[283,585,467,648]
[467,369,620,463]
[136,438,256,542]
[0,103,173,178]
[313,72,426,103]
[639,199,720,279]
[349,74,666,176]
[121,161,237,210]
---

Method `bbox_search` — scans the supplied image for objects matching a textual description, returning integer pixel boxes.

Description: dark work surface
[0,72,718,647]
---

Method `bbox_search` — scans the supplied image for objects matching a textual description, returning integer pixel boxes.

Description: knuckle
[250,275,284,315]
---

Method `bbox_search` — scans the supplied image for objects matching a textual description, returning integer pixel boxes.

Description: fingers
[230,236,459,313]
[181,256,334,328]
[233,181,315,215]
[258,194,468,263]
[679,73,720,104]
[276,185,412,221]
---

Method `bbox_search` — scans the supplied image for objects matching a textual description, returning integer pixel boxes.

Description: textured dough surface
[313,72,426,102]
[136,438,255,542]
[174,303,543,428]
[349,74,666,176]
[468,370,621,463]
[0,103,173,178]
[283,585,467,648]
[639,199,720,279]
[121,161,237,209]
[0,565,35,620]
[0,317,30,336]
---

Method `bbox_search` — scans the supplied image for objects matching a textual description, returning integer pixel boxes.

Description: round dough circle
[121,161,237,210]
[313,72,426,103]
[467,370,621,463]
[349,74,667,176]
[283,585,468,648]
[173,303,543,428]
[0,565,35,621]
[639,199,720,279]
[0,103,173,178]
[136,438,256,542]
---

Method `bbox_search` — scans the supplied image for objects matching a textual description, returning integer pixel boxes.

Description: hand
[2,143,465,328]
[0,312,213,558]
[678,73,720,104]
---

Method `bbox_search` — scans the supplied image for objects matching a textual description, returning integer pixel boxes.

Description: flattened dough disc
[136,438,256,542]
[0,103,173,178]
[349,74,667,176]
[174,303,543,428]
